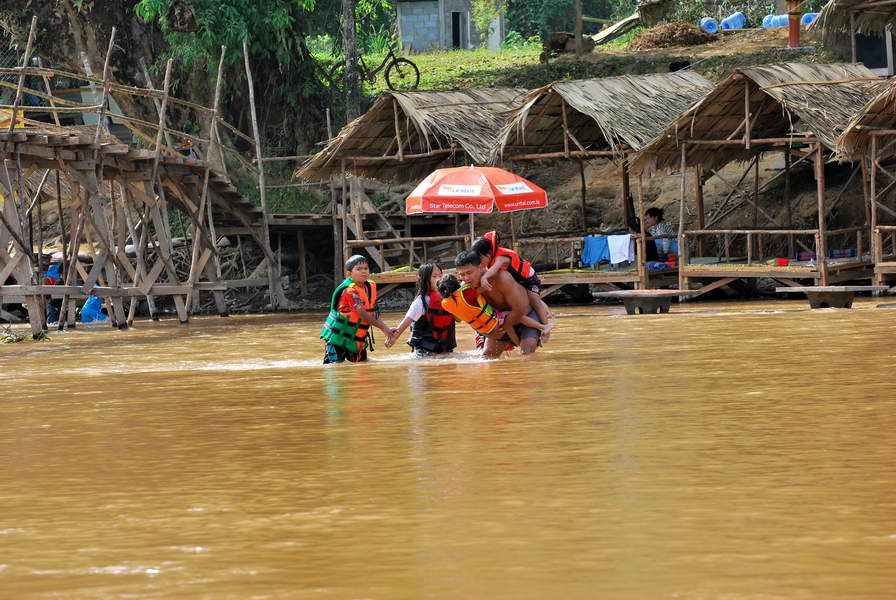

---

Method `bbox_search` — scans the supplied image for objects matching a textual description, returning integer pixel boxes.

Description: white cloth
[404,296,426,321]
[608,234,634,264]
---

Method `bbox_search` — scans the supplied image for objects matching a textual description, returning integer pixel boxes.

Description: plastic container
[700,17,719,34]
[721,11,747,30]
[80,296,108,323]
[801,12,818,25]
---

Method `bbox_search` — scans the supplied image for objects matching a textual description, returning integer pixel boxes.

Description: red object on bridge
[406,166,548,214]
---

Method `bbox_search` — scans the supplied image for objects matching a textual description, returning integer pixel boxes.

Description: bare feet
[540,321,556,345]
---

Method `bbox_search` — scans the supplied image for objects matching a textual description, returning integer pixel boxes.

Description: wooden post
[340,160,348,266]
[814,143,829,286]
[297,229,308,295]
[91,27,117,146]
[747,232,753,265]
[753,155,760,228]
[469,213,475,242]
[871,136,882,288]
[392,97,404,162]
[6,16,37,134]
[785,149,794,258]
[635,174,648,290]
[579,160,587,232]
[193,45,228,317]
[744,79,751,150]
[243,40,281,310]
[561,98,570,158]
[38,58,61,128]
[850,10,857,63]
[678,144,688,291]
[574,0,584,59]
[724,232,731,263]
[138,58,176,149]
[695,165,705,256]
[621,159,632,229]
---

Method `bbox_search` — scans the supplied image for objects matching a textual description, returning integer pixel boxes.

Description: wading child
[435,274,552,349]
[321,255,394,364]
[470,230,554,338]
[385,264,457,356]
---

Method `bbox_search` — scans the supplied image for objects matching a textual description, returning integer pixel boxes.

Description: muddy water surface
[1,300,895,599]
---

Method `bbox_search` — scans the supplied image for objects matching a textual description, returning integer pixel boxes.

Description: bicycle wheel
[385,58,420,91]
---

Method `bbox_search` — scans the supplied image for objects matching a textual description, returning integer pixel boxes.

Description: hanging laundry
[608,234,634,264]
[581,236,610,265]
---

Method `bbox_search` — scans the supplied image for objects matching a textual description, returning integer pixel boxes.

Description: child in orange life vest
[385,263,457,355]
[321,255,394,364]
[435,274,551,348]
[470,231,554,339]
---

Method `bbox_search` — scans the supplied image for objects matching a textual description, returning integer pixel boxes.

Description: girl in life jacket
[385,263,457,356]
[435,273,552,351]
[470,230,555,341]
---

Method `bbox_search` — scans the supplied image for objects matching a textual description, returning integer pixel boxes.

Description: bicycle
[328,43,420,92]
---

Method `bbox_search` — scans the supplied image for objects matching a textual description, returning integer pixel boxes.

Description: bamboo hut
[493,71,714,292]
[810,0,896,59]
[631,62,886,295]
[836,76,896,287]
[297,88,528,184]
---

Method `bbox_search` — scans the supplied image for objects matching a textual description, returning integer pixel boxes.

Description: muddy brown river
[1,299,895,598]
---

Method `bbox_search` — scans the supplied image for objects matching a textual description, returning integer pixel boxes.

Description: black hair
[415,263,441,298]
[471,237,492,257]
[455,249,482,268]
[436,274,462,299]
[344,254,368,271]
[645,207,664,221]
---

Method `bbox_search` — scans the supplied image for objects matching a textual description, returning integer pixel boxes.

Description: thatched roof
[297,88,528,183]
[493,71,713,162]
[632,62,885,174]
[836,76,896,160]
[809,0,896,45]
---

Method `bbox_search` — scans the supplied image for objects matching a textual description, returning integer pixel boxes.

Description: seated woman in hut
[645,207,677,258]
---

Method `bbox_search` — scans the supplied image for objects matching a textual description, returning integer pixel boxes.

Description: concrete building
[396,0,505,54]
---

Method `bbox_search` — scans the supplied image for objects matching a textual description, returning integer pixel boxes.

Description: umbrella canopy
[406,166,547,214]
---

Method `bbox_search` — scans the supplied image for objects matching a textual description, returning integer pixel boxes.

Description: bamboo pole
[785,149,794,258]
[579,160,587,232]
[695,165,705,256]
[138,58,176,150]
[678,143,687,291]
[243,40,280,310]
[6,16,37,134]
[871,136,881,288]
[621,159,632,229]
[814,143,829,285]
[636,174,648,290]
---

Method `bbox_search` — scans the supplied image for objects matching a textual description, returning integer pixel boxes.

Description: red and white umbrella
[406,166,548,215]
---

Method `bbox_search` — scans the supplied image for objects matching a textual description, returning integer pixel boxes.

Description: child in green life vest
[321,255,394,364]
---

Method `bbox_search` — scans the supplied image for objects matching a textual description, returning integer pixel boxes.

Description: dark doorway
[452,12,462,48]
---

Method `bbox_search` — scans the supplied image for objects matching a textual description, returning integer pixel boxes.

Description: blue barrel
[801,12,818,24]
[721,11,747,30]
[763,14,789,27]
[700,17,719,34]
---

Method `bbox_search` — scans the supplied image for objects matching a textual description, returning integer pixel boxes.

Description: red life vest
[484,230,535,281]
[424,291,455,342]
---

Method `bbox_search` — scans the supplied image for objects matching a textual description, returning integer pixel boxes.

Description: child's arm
[356,306,393,338]
[518,314,545,332]
[479,255,510,291]
[384,316,413,347]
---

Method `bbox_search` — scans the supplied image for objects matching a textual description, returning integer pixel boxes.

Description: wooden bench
[774,285,890,309]
[595,289,700,314]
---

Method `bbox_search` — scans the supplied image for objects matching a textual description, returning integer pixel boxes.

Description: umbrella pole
[469,214,475,244]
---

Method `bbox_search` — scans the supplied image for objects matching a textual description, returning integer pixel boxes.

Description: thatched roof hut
[632,62,884,174]
[297,88,528,183]
[493,71,713,162]
[836,76,896,161]
[809,0,896,45]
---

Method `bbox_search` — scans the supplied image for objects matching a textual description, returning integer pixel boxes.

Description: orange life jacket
[483,230,535,281]
[321,278,378,352]
[441,285,499,335]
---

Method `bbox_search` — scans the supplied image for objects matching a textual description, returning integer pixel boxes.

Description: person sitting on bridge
[321,255,393,364]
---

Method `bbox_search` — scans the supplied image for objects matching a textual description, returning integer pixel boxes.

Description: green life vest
[320,277,377,352]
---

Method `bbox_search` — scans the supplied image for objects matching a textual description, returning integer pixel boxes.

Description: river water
[1,300,895,599]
